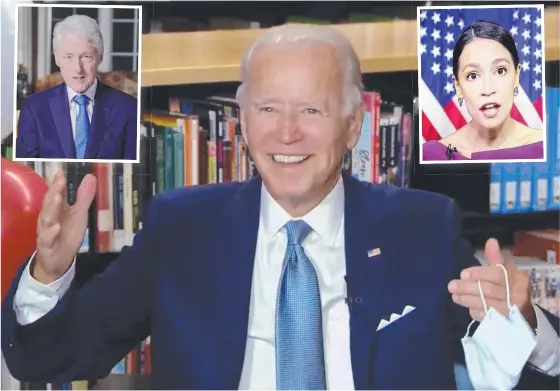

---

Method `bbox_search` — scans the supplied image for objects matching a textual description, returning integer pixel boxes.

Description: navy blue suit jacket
[15,80,137,160]
[2,175,558,389]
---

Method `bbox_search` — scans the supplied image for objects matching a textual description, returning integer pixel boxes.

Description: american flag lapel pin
[368,248,381,258]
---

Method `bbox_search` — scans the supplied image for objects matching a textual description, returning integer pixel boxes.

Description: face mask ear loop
[477,280,489,314]
[464,280,488,338]
[464,318,477,338]
[497,264,512,310]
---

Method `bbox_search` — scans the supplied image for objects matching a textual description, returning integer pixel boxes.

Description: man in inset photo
[15,14,138,161]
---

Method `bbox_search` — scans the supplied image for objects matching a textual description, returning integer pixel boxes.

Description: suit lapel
[215,176,262,387]
[86,80,112,159]
[343,175,391,390]
[49,83,75,159]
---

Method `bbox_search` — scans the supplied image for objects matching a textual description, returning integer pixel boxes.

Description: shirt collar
[260,174,344,246]
[67,78,98,104]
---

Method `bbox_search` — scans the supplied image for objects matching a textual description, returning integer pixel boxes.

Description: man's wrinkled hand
[448,238,536,329]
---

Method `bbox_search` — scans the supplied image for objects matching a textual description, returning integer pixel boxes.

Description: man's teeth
[272,154,309,163]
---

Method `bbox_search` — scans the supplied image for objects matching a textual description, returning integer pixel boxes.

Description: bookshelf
[141,7,560,86]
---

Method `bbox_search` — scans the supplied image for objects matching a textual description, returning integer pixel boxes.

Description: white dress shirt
[13,175,560,388]
[238,176,353,389]
[67,79,97,140]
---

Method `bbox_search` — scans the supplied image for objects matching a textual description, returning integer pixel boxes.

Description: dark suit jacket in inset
[15,80,138,160]
[1,175,559,389]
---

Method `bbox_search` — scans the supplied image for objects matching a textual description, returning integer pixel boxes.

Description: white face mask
[461,264,537,390]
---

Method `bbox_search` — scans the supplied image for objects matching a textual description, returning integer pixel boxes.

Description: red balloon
[1,158,48,301]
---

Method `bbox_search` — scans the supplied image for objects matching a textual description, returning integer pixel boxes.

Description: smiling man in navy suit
[2,24,559,390]
[15,14,137,161]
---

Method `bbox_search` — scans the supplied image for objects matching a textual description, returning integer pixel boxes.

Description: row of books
[489,162,560,214]
[348,91,414,187]
[512,228,560,317]
[18,380,88,390]
[111,336,151,377]
[489,87,560,214]
[528,264,559,317]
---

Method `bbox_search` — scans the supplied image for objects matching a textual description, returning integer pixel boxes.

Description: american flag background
[419,6,545,144]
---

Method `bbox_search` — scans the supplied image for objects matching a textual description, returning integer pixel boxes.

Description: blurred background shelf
[141,7,560,86]
[141,19,418,86]
[90,374,150,390]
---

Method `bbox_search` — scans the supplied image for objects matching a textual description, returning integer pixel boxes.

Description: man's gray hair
[52,14,104,55]
[235,23,364,117]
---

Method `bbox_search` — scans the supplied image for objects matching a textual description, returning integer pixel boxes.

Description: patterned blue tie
[72,94,90,159]
[276,220,327,390]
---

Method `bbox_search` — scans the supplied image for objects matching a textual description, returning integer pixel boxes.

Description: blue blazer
[2,175,558,389]
[15,80,138,160]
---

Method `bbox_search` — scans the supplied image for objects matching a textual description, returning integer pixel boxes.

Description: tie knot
[285,220,312,246]
[72,94,90,106]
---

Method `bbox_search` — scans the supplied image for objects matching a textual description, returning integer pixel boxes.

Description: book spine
[489,164,502,214]
[502,164,518,213]
[112,163,125,251]
[531,162,549,211]
[517,163,532,212]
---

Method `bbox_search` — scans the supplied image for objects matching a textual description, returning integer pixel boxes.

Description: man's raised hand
[33,169,97,284]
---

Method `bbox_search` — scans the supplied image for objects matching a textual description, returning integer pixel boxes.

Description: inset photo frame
[13,3,142,163]
[417,4,546,164]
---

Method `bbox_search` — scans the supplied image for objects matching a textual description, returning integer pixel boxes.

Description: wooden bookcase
[141,7,560,86]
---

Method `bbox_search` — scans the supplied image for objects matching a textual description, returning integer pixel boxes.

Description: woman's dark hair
[452,20,520,79]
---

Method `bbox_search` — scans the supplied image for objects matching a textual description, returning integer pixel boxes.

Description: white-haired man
[15,14,137,161]
[3,24,559,390]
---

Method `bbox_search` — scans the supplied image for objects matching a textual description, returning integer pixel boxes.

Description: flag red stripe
[533,95,543,121]
[443,101,467,130]
[421,112,441,141]
[510,104,527,126]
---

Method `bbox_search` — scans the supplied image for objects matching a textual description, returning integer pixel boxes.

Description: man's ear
[54,51,60,68]
[345,102,364,150]
[240,108,248,143]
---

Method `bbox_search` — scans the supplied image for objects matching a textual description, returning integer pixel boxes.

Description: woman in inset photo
[422,20,544,161]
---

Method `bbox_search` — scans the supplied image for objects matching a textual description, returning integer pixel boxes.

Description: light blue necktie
[72,94,90,159]
[276,220,327,390]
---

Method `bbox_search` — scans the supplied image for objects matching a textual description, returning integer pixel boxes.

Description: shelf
[461,210,559,247]
[141,7,560,86]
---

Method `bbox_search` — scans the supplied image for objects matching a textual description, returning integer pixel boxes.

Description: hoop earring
[514,87,519,96]
[458,97,463,107]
